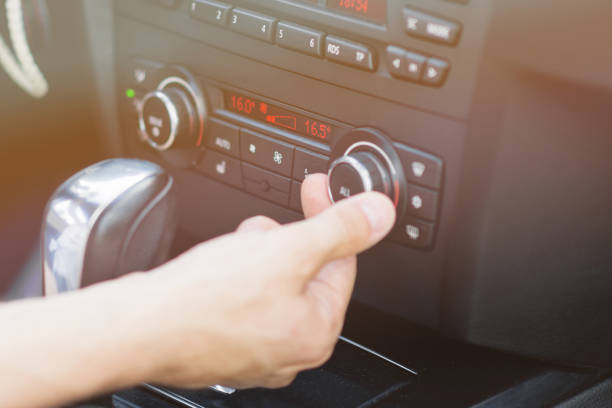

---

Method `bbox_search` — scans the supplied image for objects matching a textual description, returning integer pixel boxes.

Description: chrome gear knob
[42,159,177,295]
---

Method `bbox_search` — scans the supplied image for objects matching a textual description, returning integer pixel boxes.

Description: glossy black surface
[110,302,607,408]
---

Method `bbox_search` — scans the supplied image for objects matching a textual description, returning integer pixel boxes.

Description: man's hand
[136,174,396,389]
[0,174,395,408]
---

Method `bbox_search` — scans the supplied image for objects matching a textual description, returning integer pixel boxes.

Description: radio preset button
[197,150,244,188]
[208,118,240,157]
[230,8,277,43]
[325,36,375,71]
[240,129,295,177]
[190,0,232,27]
[276,21,324,57]
[403,8,462,45]
[292,148,330,181]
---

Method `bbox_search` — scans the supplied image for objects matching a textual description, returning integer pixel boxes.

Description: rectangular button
[240,129,295,177]
[386,46,425,81]
[394,144,443,189]
[393,217,435,249]
[126,59,164,90]
[243,163,291,206]
[325,36,375,71]
[190,0,232,27]
[290,181,303,213]
[405,185,439,221]
[292,148,330,181]
[229,8,277,43]
[196,150,243,188]
[207,118,240,157]
[404,8,461,45]
[276,21,324,57]
[422,58,450,87]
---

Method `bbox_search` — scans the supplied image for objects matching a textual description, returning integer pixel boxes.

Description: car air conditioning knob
[137,67,207,152]
[328,128,408,219]
[328,151,392,201]
[139,88,194,151]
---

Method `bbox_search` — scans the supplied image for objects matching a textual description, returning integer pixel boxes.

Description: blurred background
[0,1,102,298]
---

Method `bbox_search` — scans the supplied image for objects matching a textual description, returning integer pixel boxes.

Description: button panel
[195,115,331,212]
[186,2,453,88]
[196,121,445,250]
[392,143,444,249]
[123,58,446,250]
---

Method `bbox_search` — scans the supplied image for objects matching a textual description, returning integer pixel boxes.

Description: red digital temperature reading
[327,0,387,24]
[225,92,336,142]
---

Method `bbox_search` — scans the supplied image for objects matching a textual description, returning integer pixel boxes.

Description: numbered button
[276,21,323,57]
[190,0,232,26]
[229,8,277,43]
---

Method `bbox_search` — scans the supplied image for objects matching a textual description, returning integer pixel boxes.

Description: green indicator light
[126,88,136,99]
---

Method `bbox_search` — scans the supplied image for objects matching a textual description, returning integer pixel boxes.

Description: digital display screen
[327,0,387,25]
[224,91,336,142]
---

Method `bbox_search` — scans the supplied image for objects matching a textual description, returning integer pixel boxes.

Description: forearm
[0,273,158,408]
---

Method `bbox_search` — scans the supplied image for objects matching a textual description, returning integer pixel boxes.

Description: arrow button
[386,46,425,82]
[422,58,449,87]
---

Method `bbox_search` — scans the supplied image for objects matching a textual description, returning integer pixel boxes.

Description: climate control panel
[122,60,445,250]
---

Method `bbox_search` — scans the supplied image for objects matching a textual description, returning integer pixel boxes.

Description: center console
[106,0,611,406]
[116,0,487,330]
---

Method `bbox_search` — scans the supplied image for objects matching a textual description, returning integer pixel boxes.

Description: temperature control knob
[137,68,207,152]
[328,128,408,220]
[328,151,392,201]
[139,88,194,151]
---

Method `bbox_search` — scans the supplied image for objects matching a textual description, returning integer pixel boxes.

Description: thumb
[280,192,396,268]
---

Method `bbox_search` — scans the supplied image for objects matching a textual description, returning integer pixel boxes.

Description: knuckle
[303,329,335,364]
[238,215,277,231]
[267,373,297,389]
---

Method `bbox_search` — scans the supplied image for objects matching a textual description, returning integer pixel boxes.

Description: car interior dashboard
[0,0,611,407]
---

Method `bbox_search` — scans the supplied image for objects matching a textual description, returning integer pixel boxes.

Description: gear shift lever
[41,158,237,396]
[42,159,177,295]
